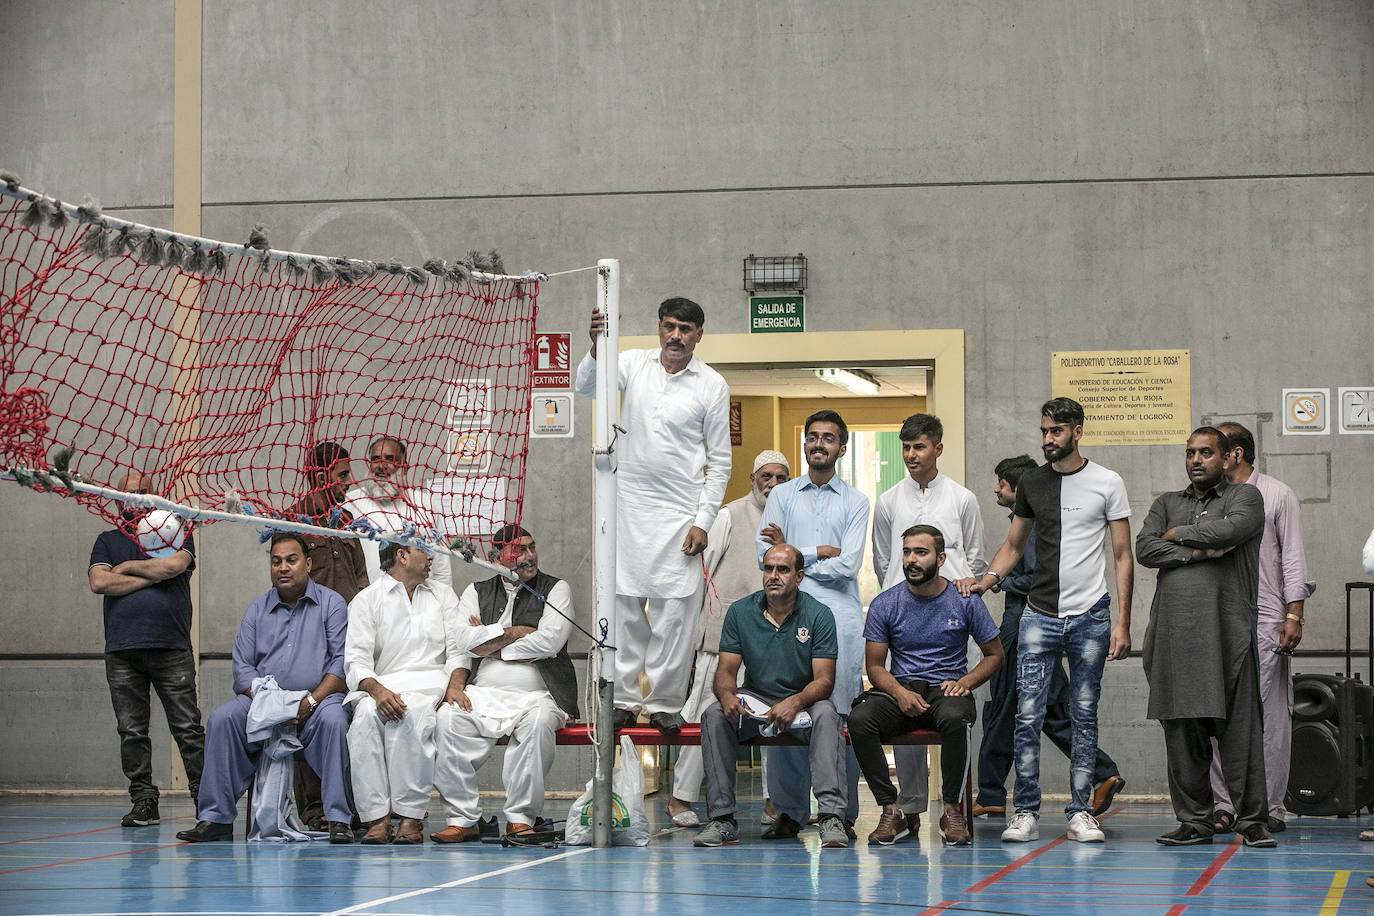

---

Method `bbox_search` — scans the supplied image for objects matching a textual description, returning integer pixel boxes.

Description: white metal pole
[591,258,620,848]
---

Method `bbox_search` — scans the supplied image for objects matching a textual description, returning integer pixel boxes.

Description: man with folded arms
[693,544,849,849]
[849,525,1003,846]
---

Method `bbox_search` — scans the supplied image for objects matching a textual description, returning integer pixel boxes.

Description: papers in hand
[736,692,811,737]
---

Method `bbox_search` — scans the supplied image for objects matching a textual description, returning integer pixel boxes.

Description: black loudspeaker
[1285,673,1374,816]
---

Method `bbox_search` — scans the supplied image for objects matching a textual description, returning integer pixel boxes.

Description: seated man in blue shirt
[693,544,850,849]
[177,533,353,843]
[849,524,1004,846]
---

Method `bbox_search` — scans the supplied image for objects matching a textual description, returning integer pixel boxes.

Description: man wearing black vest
[431,525,578,841]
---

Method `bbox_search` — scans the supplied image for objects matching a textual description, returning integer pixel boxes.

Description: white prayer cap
[753,450,790,473]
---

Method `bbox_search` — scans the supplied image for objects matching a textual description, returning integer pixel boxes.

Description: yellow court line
[1318,870,1349,916]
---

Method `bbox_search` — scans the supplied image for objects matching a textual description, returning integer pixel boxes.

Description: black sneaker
[1241,823,1277,848]
[761,811,803,840]
[1157,823,1213,846]
[478,815,500,839]
[122,798,159,827]
[1266,816,1286,833]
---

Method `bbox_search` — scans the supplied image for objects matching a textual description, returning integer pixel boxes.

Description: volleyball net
[0,172,541,563]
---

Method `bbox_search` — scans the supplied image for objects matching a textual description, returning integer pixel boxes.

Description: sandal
[1360,828,1374,842]
[1210,809,1236,834]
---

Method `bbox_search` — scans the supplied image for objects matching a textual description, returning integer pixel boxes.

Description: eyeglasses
[804,432,840,446]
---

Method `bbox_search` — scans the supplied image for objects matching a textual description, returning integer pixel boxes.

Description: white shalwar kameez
[575,348,731,715]
[434,578,575,827]
[871,472,989,818]
[344,575,500,823]
[342,483,453,595]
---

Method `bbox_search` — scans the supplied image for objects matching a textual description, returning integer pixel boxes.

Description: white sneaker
[1067,811,1105,843]
[1001,811,1039,842]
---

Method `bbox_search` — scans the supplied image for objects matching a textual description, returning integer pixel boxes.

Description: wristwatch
[305,694,319,710]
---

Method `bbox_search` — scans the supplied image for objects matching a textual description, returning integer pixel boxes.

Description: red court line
[919,903,958,915]
[0,841,187,875]
[1186,838,1241,896]
[961,807,1123,895]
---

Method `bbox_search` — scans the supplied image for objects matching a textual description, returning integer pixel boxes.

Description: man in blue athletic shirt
[849,525,1003,846]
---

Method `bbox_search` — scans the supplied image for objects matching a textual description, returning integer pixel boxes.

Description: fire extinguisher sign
[531,394,574,438]
[532,333,572,390]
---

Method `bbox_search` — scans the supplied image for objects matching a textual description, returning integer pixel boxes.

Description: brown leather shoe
[506,820,535,837]
[1091,775,1126,817]
[972,802,1006,818]
[430,823,482,843]
[867,804,909,846]
[360,817,393,844]
[392,817,425,844]
[939,806,971,846]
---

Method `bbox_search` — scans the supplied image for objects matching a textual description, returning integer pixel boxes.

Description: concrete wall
[1,1,1372,796]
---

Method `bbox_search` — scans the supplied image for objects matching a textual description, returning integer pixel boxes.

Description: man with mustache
[756,409,867,839]
[871,412,987,831]
[344,541,506,844]
[849,525,1003,846]
[1137,426,1274,848]
[666,449,791,827]
[431,524,579,841]
[343,435,452,595]
[966,398,1134,844]
[88,471,205,829]
[575,298,731,732]
[177,533,352,843]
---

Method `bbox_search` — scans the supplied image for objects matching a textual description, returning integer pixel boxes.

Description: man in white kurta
[344,542,503,844]
[574,297,731,731]
[871,413,987,829]
[431,525,578,840]
[342,434,452,595]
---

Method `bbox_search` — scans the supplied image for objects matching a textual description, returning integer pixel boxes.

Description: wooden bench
[528,723,975,825]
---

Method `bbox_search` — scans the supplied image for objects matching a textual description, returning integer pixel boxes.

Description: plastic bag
[564,735,650,846]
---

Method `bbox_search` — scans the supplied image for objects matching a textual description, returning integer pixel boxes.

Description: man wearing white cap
[666,450,791,826]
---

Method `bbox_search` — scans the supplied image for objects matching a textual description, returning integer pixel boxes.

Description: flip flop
[1210,809,1236,833]
[1360,828,1374,842]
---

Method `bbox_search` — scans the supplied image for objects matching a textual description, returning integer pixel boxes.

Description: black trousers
[849,684,975,806]
[105,648,205,802]
[1159,644,1268,831]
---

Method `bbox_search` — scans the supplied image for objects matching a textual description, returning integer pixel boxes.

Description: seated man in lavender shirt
[176,533,352,843]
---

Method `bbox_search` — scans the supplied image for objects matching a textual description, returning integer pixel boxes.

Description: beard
[357,477,401,502]
[1042,442,1071,462]
[903,562,939,586]
[806,448,836,472]
[751,486,770,510]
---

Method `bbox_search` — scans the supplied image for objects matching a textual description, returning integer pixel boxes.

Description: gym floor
[3,778,1373,916]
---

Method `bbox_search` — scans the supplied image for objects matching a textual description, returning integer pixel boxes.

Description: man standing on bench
[693,544,849,848]
[850,525,1003,846]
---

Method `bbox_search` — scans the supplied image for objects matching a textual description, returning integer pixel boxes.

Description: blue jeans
[1012,596,1111,817]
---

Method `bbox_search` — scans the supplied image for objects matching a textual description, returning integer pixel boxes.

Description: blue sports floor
[3,783,1374,916]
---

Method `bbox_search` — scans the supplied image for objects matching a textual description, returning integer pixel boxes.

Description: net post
[592,258,620,848]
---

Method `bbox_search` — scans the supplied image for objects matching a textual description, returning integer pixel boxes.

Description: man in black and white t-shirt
[966,398,1134,844]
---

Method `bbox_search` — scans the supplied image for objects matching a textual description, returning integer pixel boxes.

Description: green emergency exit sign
[749,296,805,333]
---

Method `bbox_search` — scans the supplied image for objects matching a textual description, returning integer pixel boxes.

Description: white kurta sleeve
[872,490,893,582]
[343,589,379,692]
[961,490,989,578]
[694,383,732,531]
[502,580,576,661]
[702,508,731,579]
[573,352,598,397]
[447,584,504,673]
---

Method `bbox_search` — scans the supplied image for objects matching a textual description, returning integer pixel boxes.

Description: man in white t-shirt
[871,412,986,831]
[967,398,1134,845]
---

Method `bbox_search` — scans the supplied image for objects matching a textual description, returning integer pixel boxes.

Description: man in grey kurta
[1137,426,1273,848]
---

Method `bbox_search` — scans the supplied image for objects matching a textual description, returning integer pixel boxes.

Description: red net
[0,186,538,556]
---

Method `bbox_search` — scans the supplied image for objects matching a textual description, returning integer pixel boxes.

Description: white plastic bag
[564,735,651,846]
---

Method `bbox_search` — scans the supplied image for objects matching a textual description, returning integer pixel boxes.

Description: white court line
[320,846,595,916]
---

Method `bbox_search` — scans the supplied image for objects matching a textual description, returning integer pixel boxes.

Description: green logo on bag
[578,792,631,829]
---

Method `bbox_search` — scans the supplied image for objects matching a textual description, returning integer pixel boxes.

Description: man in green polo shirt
[693,544,849,848]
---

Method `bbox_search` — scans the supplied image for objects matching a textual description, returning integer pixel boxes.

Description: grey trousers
[1160,644,1269,831]
[701,697,847,820]
[1209,612,1291,819]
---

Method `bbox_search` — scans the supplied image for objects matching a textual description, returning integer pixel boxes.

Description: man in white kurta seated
[342,434,452,594]
[344,542,507,845]
[431,524,579,842]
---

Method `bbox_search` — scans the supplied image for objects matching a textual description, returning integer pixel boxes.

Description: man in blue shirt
[693,545,849,849]
[756,409,868,837]
[849,525,1003,846]
[88,471,204,829]
[177,533,352,843]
